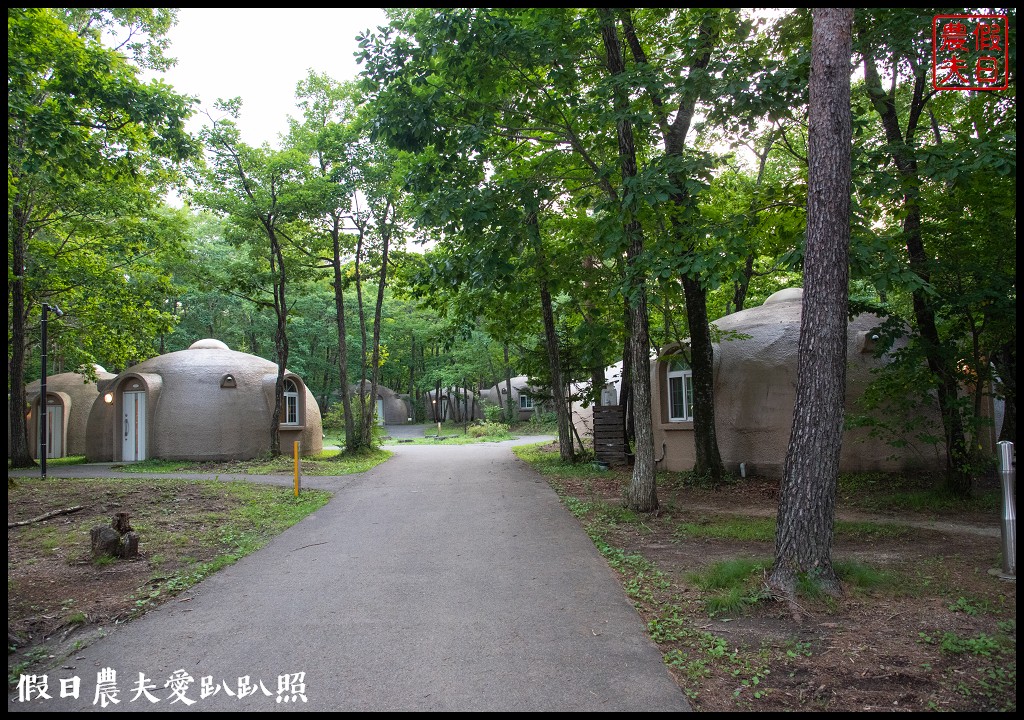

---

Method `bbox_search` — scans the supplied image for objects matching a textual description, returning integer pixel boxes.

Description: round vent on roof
[188,338,230,350]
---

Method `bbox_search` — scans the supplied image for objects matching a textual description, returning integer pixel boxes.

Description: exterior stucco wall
[26,369,113,457]
[349,383,411,424]
[85,340,323,462]
[85,394,114,462]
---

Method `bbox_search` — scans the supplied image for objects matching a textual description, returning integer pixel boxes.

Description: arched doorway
[41,395,64,458]
[122,389,147,461]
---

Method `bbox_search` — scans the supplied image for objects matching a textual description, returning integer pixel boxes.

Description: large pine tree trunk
[770,7,853,598]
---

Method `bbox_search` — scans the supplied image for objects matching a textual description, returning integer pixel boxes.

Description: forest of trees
[8,8,1016,590]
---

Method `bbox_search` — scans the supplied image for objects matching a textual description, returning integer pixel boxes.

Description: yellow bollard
[293,440,300,497]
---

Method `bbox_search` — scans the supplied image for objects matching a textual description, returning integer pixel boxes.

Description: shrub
[467,421,511,438]
[322,404,345,432]
[482,401,505,423]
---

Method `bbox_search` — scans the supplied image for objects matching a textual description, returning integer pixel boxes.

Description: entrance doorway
[122,390,147,461]
[38,400,64,458]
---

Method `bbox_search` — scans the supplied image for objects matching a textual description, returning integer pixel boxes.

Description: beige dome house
[85,339,322,462]
[573,288,947,477]
[648,288,945,477]
[23,366,114,459]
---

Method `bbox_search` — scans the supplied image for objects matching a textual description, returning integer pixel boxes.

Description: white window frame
[283,379,300,425]
[519,393,534,410]
[666,360,693,422]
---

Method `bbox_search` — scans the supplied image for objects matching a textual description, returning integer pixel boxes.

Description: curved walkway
[8,436,691,712]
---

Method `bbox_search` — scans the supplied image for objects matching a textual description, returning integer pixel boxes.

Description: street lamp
[40,303,64,479]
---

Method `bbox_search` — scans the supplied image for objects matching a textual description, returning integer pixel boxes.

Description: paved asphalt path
[9,435,691,712]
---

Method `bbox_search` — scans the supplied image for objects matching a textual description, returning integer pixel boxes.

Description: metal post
[40,304,48,480]
[997,441,1015,580]
[40,303,64,480]
[293,441,300,497]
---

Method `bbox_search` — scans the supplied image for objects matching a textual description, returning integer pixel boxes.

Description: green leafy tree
[853,8,1016,495]
[8,7,197,467]
[193,101,311,456]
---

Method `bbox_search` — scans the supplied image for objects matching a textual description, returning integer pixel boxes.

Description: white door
[39,402,64,458]
[376,398,386,426]
[122,391,147,461]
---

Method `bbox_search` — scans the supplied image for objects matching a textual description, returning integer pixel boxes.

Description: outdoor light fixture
[104,393,114,404]
[40,303,64,480]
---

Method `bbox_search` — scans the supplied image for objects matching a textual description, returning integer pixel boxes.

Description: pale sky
[148,8,390,147]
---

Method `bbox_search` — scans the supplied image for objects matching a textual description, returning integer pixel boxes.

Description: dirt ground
[7,468,1017,712]
[551,467,1016,712]
[7,479,231,681]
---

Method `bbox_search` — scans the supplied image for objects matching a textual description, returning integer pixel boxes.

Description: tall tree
[853,9,1016,495]
[770,7,853,598]
[194,102,309,456]
[8,8,196,467]
[598,8,657,509]
[289,73,362,452]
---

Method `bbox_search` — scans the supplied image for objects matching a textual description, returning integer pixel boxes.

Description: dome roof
[127,341,276,377]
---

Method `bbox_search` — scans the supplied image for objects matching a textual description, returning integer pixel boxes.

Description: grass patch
[675,517,775,542]
[512,442,614,478]
[110,448,391,476]
[8,455,90,470]
[834,559,903,592]
[689,557,772,591]
[838,472,1001,514]
[674,516,912,543]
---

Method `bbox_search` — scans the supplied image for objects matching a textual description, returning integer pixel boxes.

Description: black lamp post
[40,303,64,479]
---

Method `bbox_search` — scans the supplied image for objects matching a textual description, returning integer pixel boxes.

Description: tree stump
[112,512,133,534]
[91,513,139,560]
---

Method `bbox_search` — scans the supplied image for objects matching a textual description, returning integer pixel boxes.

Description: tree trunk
[860,38,972,497]
[601,9,656,510]
[8,204,35,468]
[993,340,1016,443]
[528,208,575,462]
[682,275,724,483]
[655,9,725,487]
[353,224,371,449]
[620,300,634,449]
[409,334,416,420]
[331,218,357,454]
[770,7,853,598]
[269,228,289,457]
[503,343,515,423]
[624,286,657,511]
[362,215,392,447]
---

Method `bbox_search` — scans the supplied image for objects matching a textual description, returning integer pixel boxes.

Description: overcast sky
[148,8,390,147]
